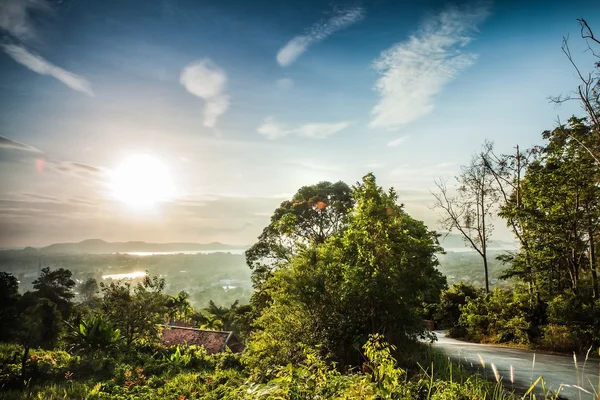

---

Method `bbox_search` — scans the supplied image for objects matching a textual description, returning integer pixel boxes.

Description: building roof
[160,325,234,354]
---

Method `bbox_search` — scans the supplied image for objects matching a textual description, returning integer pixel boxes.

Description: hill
[36,239,249,254]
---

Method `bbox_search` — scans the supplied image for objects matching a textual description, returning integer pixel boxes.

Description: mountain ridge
[13,239,250,254]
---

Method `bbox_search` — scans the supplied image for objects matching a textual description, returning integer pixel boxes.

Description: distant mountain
[36,239,249,254]
[437,232,518,252]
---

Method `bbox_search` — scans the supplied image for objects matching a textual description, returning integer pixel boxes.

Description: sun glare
[110,155,175,208]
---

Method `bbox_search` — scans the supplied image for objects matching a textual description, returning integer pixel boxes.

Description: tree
[551,18,600,159]
[166,291,193,323]
[432,144,499,293]
[100,273,168,346]
[505,118,600,298]
[246,181,354,314]
[203,300,238,330]
[199,313,224,330]
[32,267,76,319]
[78,277,99,305]
[436,282,482,336]
[0,272,21,342]
[245,174,446,369]
[246,181,354,289]
[17,299,63,379]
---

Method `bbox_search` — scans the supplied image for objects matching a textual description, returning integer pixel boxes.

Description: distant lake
[102,271,147,280]
[116,249,246,256]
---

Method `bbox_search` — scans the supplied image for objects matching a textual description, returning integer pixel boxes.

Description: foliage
[66,314,122,355]
[99,273,168,347]
[244,173,446,371]
[245,180,354,312]
[32,267,76,319]
[0,272,21,342]
[436,282,482,336]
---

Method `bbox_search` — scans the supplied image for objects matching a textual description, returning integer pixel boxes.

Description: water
[102,271,147,280]
[116,249,245,256]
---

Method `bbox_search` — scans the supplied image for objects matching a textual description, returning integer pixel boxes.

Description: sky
[0,0,598,247]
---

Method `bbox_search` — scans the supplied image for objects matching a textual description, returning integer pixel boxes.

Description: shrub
[436,282,482,334]
[537,324,578,352]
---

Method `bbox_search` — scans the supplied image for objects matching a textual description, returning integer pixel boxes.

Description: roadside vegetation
[436,19,600,354]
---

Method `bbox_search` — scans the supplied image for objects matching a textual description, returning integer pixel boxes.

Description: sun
[110,155,175,208]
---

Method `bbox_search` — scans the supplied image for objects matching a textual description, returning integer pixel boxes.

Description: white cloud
[287,160,343,172]
[2,44,94,95]
[387,136,409,147]
[0,0,51,42]
[370,3,490,129]
[276,7,364,67]
[276,77,294,89]
[257,117,350,140]
[180,59,230,128]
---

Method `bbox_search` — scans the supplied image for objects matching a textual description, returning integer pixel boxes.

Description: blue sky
[0,0,598,247]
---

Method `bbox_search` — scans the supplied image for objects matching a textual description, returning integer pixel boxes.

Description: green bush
[537,324,578,352]
[459,288,532,345]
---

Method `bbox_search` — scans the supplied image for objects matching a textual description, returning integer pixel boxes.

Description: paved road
[431,331,599,399]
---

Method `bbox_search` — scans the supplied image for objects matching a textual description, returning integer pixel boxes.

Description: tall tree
[432,145,499,293]
[166,291,193,322]
[245,174,446,370]
[505,118,600,298]
[246,181,354,311]
[32,267,76,318]
[551,19,600,162]
[0,272,21,342]
[100,273,168,346]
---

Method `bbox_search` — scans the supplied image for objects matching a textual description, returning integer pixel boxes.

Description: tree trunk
[482,252,490,294]
[590,227,599,300]
[21,345,30,382]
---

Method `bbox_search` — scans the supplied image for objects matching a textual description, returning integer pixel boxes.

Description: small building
[160,325,244,354]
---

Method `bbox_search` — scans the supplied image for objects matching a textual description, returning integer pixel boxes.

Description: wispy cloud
[276,7,365,67]
[0,135,41,152]
[2,44,94,95]
[180,59,229,128]
[257,117,350,140]
[370,3,490,130]
[387,136,409,147]
[276,77,294,89]
[0,0,52,42]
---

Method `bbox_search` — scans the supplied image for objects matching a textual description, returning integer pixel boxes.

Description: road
[431,331,600,399]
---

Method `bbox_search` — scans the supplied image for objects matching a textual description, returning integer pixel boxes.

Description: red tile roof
[160,326,233,354]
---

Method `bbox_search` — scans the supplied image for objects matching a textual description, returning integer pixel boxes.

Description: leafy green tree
[436,282,482,336]
[67,314,121,355]
[503,118,599,298]
[246,181,354,291]
[32,267,76,319]
[0,272,21,342]
[17,299,63,379]
[100,273,168,346]
[245,174,446,369]
[166,291,194,322]
[200,313,224,330]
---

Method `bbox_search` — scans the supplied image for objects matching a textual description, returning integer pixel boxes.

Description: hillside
[37,239,248,254]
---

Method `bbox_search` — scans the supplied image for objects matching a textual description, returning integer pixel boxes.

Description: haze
[0,0,598,248]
